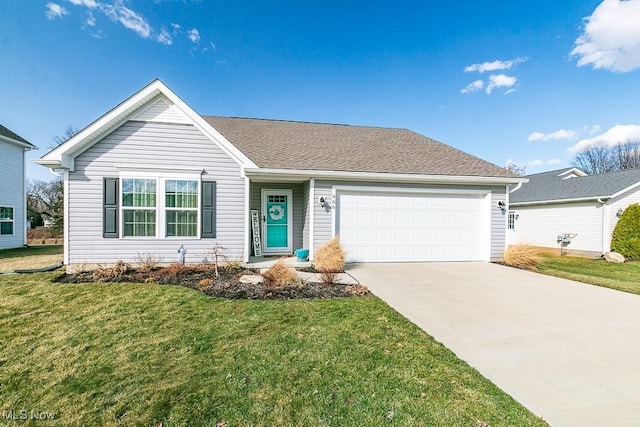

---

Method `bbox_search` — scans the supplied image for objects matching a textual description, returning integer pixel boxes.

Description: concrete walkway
[347,262,640,427]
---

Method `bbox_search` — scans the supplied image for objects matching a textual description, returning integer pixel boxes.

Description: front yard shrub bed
[55,264,369,300]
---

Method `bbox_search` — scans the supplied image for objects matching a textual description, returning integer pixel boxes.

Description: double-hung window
[165,179,198,237]
[122,178,157,237]
[113,175,206,238]
[0,206,14,236]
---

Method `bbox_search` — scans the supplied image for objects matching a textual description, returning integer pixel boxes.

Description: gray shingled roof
[0,124,35,148]
[511,167,640,204]
[202,116,514,177]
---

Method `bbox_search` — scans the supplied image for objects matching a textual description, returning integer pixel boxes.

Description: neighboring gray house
[0,125,36,250]
[35,80,523,270]
[509,167,640,255]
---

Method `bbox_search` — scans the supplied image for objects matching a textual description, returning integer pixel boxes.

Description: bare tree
[572,141,614,174]
[27,179,63,236]
[505,161,526,176]
[615,141,640,171]
[49,124,79,150]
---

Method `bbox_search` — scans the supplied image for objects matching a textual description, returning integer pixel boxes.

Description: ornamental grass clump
[261,258,296,287]
[503,244,540,270]
[314,237,346,284]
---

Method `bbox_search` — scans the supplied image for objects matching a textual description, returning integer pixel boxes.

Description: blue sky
[2,0,640,182]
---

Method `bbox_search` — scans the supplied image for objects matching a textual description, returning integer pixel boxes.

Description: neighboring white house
[509,167,640,255]
[0,125,36,250]
[35,80,524,270]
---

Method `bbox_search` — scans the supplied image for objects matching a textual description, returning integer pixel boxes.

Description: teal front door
[262,189,293,254]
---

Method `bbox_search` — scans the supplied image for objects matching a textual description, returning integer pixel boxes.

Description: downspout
[63,169,70,265]
[597,198,607,254]
[509,182,523,193]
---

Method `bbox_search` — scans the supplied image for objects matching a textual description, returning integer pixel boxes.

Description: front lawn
[0,273,546,426]
[0,245,63,273]
[536,254,640,295]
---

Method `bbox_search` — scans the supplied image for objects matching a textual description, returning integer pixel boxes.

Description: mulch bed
[54,264,369,300]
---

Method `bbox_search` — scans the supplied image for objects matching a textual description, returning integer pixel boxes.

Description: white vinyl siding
[68,121,245,266]
[513,202,604,253]
[0,140,26,249]
[312,180,507,262]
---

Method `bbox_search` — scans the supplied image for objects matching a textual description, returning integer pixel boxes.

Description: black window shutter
[201,181,216,238]
[103,178,119,238]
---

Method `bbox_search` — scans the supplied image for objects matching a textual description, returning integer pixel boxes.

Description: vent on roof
[558,168,587,180]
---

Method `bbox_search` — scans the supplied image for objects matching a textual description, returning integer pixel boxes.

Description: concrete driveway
[347,262,640,427]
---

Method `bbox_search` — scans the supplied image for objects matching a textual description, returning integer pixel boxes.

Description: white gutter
[243,168,527,185]
[511,195,612,207]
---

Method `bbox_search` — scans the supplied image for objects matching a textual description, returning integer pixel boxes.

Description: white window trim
[118,172,202,240]
[0,205,14,236]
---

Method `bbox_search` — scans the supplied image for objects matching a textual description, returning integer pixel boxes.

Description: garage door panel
[337,190,487,262]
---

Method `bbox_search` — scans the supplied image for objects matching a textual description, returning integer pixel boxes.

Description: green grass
[0,273,546,426]
[537,254,640,295]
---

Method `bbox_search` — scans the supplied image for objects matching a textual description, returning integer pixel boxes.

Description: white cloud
[569,124,640,153]
[157,28,172,45]
[528,129,579,142]
[84,11,96,26]
[587,124,602,135]
[460,80,484,94]
[464,57,527,73]
[507,158,563,171]
[45,3,69,19]
[486,74,517,94]
[68,0,98,7]
[571,0,640,72]
[187,28,200,43]
[51,0,207,48]
[102,0,151,39]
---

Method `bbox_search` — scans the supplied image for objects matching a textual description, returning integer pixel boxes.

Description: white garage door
[336,190,489,262]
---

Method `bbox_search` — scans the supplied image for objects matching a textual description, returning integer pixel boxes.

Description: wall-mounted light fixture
[319,196,336,210]
[617,208,625,218]
[497,200,506,214]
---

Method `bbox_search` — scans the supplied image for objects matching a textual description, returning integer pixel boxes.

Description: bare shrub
[198,278,214,289]
[345,284,369,296]
[164,263,194,276]
[261,258,296,287]
[92,260,131,282]
[503,244,540,270]
[135,252,163,271]
[206,243,230,277]
[314,237,346,284]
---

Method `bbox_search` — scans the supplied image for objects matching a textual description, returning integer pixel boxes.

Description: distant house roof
[510,167,640,205]
[0,124,36,149]
[203,116,515,178]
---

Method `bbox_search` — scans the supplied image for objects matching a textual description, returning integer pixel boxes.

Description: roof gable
[203,116,515,178]
[511,167,640,204]
[0,124,36,149]
[35,80,257,171]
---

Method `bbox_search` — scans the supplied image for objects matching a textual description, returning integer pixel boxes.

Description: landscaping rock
[604,251,626,263]
[239,274,264,285]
